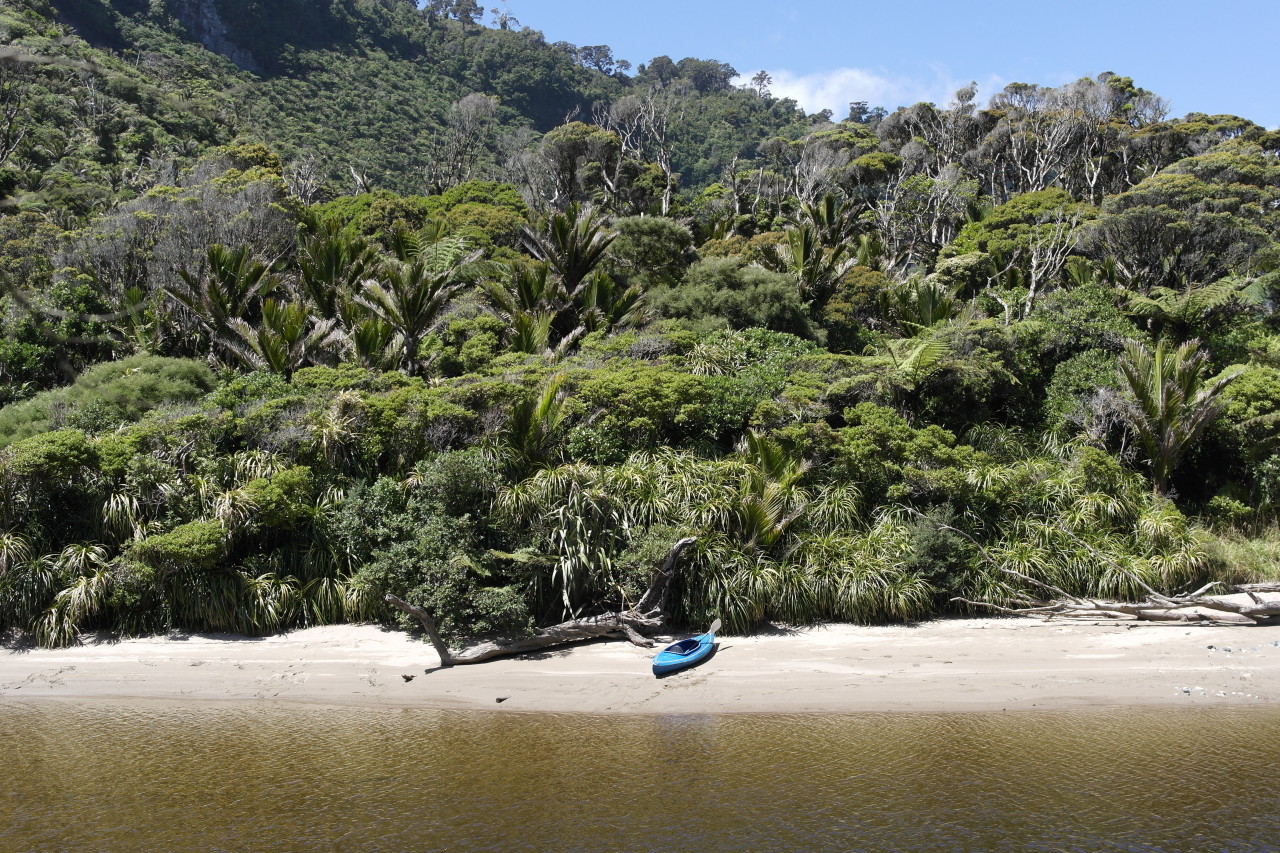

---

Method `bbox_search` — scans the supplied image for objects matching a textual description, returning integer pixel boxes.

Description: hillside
[0,0,1279,648]
[2,0,807,202]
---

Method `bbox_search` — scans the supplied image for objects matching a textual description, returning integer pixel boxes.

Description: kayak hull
[652,631,716,676]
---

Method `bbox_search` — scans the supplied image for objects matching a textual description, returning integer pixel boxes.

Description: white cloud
[736,66,1008,118]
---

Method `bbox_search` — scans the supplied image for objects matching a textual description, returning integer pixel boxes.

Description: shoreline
[3,617,1280,714]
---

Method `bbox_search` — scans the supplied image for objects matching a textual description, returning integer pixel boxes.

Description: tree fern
[1117,338,1243,492]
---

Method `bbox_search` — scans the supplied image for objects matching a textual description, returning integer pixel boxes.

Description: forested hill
[2,0,1280,648]
[9,0,807,198]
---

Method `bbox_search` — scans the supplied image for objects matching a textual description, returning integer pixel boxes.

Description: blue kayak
[652,619,721,676]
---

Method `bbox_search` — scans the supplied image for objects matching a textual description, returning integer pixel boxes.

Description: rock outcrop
[165,0,259,72]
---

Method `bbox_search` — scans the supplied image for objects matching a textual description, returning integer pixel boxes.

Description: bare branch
[389,536,698,665]
[915,508,1280,626]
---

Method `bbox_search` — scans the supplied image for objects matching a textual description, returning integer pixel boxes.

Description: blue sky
[496,0,1278,128]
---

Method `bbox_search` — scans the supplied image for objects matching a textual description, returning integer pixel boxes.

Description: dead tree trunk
[907,508,1280,625]
[386,536,697,665]
[957,583,1280,624]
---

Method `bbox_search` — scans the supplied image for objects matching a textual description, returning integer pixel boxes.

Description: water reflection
[2,702,1278,852]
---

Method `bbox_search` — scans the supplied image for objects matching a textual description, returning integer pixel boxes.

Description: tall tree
[424,93,499,194]
[519,203,616,294]
[165,244,281,362]
[355,228,481,376]
[226,300,344,379]
[1117,338,1243,493]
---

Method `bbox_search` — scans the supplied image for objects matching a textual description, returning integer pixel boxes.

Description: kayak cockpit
[668,639,701,656]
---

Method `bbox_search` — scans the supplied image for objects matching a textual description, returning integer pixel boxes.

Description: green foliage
[0,4,232,220]
[333,471,527,638]
[959,447,1211,603]
[819,265,892,354]
[1205,495,1253,531]
[521,203,616,292]
[567,360,765,459]
[883,277,963,336]
[830,403,981,507]
[0,356,215,448]
[685,327,818,374]
[130,520,226,573]
[1,428,97,480]
[1117,338,1243,493]
[1087,145,1280,290]
[355,229,480,376]
[945,188,1093,258]
[1042,349,1125,435]
[487,372,571,479]
[650,257,817,338]
[241,466,316,532]
[95,410,221,480]
[311,191,483,240]
[1216,366,1280,457]
[1030,283,1135,358]
[359,195,440,240]
[431,313,508,376]
[357,542,532,639]
[1124,277,1256,343]
[498,445,926,629]
[1195,365,1280,508]
[442,201,527,250]
[900,504,973,601]
[0,0,1276,645]
[838,320,1029,432]
[606,216,695,289]
[434,180,527,214]
[355,385,480,472]
[1201,528,1280,584]
[0,214,116,394]
[926,252,994,298]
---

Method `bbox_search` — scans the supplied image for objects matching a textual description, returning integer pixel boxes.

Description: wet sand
[4,616,1280,713]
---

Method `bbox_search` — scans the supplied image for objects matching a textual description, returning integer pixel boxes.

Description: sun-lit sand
[4,613,1280,713]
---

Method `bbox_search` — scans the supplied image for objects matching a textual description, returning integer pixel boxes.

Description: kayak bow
[652,618,721,676]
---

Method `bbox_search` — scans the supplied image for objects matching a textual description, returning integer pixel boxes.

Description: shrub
[649,257,816,338]
[1,428,98,480]
[606,216,695,289]
[241,466,315,531]
[97,411,221,480]
[568,362,759,458]
[1206,495,1253,531]
[820,265,891,353]
[431,314,508,377]
[900,504,973,600]
[0,356,215,448]
[1042,349,1125,434]
[832,403,981,507]
[131,520,226,573]
[358,386,480,472]
[1032,283,1134,358]
[333,475,529,638]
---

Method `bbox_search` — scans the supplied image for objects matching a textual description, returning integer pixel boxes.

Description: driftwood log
[956,580,1280,624]
[385,536,697,665]
[912,511,1280,625]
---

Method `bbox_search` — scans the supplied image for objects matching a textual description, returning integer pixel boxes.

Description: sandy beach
[4,615,1280,713]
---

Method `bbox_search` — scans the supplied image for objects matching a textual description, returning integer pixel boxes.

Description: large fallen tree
[386,536,697,665]
[920,512,1280,624]
[958,578,1280,624]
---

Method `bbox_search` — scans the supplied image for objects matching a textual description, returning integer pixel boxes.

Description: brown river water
[1,701,1278,852]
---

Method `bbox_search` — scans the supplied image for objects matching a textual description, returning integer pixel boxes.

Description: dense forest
[1,0,1279,647]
